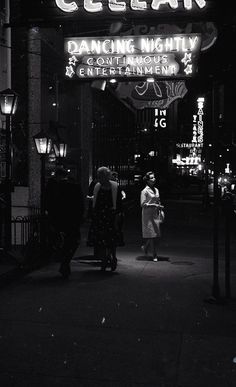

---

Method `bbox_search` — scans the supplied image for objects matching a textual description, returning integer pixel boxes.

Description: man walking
[45,168,84,278]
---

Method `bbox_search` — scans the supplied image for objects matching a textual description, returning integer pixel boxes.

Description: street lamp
[0,88,18,115]
[33,130,52,247]
[53,141,67,159]
[34,131,52,156]
[0,88,18,250]
[53,140,67,172]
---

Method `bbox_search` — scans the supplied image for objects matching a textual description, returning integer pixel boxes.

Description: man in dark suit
[45,168,84,278]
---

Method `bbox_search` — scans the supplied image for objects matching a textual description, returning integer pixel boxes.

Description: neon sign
[20,0,214,25]
[55,0,207,14]
[65,34,201,79]
[189,96,204,160]
[172,154,201,165]
[176,143,202,148]
[174,96,204,168]
[154,109,167,128]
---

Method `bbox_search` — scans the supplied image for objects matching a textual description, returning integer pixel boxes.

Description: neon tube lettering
[68,40,78,54]
[108,0,126,12]
[183,0,206,10]
[55,0,207,13]
[151,0,178,10]
[78,40,90,54]
[84,0,103,12]
[130,0,147,10]
[55,0,78,12]
[189,36,199,50]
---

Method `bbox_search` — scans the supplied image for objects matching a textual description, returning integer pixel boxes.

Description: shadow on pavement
[79,269,120,281]
[73,254,96,261]
[23,267,119,286]
[171,260,195,265]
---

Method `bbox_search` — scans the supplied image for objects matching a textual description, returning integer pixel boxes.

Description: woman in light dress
[140,171,164,261]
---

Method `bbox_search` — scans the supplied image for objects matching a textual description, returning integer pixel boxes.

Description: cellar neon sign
[55,0,207,13]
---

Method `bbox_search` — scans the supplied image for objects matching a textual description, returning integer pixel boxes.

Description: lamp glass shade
[53,142,67,158]
[91,80,106,91]
[33,131,52,155]
[0,88,18,115]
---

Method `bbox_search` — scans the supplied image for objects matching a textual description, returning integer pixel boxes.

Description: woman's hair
[143,171,155,183]
[97,166,111,179]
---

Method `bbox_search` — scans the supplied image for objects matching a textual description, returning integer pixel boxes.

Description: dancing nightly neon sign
[65,34,201,79]
[55,0,207,13]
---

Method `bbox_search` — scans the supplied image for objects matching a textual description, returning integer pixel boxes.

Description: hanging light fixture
[53,141,67,158]
[0,88,18,115]
[33,130,52,155]
[91,80,106,91]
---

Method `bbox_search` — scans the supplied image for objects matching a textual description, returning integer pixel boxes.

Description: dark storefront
[8,0,236,203]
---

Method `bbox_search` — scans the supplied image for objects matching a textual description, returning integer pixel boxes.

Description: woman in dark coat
[92,166,123,271]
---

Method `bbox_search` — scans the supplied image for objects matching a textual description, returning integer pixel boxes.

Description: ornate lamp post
[0,88,18,250]
[33,130,52,247]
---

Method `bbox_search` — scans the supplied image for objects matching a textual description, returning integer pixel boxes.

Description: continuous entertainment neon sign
[65,34,201,79]
[55,0,207,13]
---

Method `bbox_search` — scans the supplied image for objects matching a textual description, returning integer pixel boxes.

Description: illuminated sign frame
[20,0,217,24]
[55,0,207,14]
[65,33,201,79]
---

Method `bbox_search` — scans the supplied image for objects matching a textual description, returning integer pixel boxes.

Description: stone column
[78,83,93,195]
[28,28,41,209]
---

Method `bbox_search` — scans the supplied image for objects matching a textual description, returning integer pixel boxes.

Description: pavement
[0,200,236,386]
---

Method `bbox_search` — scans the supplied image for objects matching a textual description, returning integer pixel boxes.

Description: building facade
[3,1,236,208]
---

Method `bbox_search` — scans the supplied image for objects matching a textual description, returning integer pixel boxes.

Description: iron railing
[0,206,40,249]
[11,214,41,248]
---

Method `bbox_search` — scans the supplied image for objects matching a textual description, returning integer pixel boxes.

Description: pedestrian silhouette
[140,171,164,261]
[86,177,97,247]
[45,168,84,278]
[90,166,123,271]
[111,170,125,246]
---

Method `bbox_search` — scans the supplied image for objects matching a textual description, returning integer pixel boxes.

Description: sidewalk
[0,248,25,287]
[0,200,236,386]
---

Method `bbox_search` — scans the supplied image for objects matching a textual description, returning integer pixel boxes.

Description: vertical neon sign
[189,96,204,163]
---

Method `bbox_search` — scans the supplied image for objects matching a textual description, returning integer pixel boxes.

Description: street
[0,200,236,386]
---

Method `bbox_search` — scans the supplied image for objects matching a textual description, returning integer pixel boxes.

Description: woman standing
[140,171,164,262]
[92,166,123,271]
